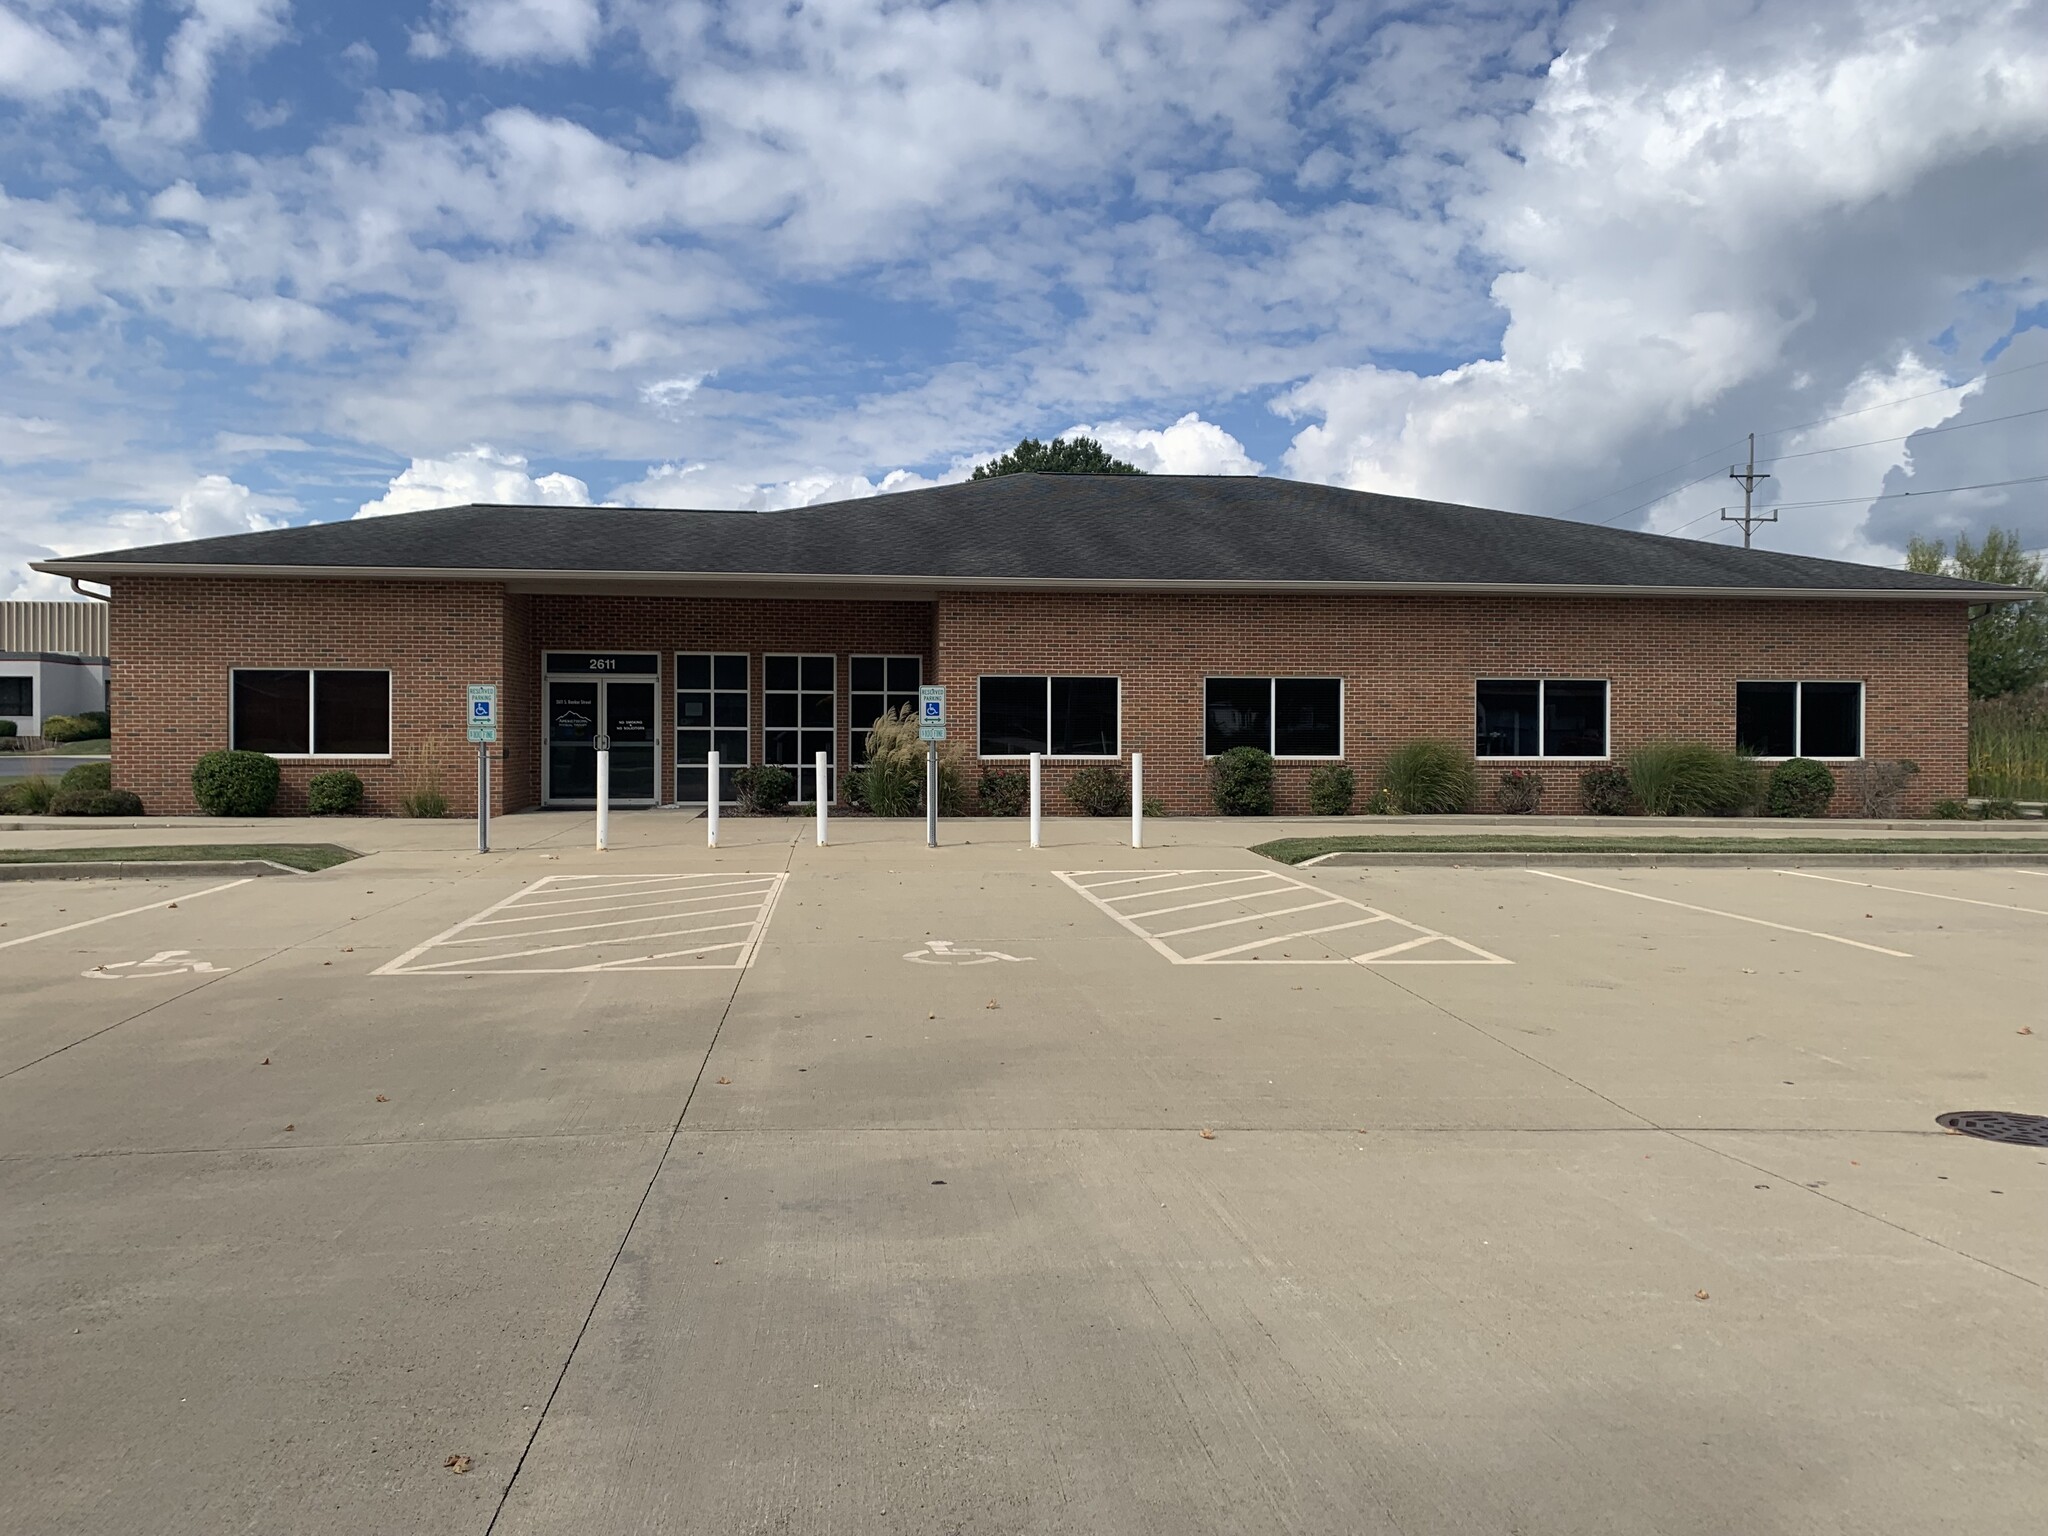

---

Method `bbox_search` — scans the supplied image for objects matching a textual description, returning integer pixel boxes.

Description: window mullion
[1793,681,1802,757]
[307,670,318,756]
[1535,679,1545,758]
[1268,677,1277,755]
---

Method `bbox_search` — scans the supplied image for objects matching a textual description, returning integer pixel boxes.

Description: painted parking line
[1526,869,1912,957]
[375,873,789,975]
[1775,868,2048,917]
[0,879,253,952]
[1056,869,1510,966]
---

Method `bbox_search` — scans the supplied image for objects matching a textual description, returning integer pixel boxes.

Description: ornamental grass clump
[861,704,965,814]
[1379,739,1476,814]
[1210,747,1275,815]
[1626,741,1760,817]
[1764,758,1835,817]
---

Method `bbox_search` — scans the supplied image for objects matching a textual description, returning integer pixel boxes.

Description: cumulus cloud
[1276,0,2048,560]
[1060,415,1262,476]
[356,446,594,518]
[451,0,603,65]
[610,461,954,512]
[0,473,293,599]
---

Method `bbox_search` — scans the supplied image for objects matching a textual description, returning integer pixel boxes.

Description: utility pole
[1720,432,1775,548]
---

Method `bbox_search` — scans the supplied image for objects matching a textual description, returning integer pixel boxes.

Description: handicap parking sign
[918,684,946,741]
[467,684,498,742]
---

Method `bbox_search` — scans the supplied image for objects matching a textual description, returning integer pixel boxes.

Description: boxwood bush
[1067,764,1130,817]
[0,719,15,738]
[192,749,280,816]
[43,712,109,743]
[1306,761,1355,815]
[50,787,143,816]
[978,767,1029,816]
[1380,739,1476,814]
[60,761,112,794]
[308,769,365,815]
[735,765,794,814]
[1210,746,1275,815]
[1764,757,1836,817]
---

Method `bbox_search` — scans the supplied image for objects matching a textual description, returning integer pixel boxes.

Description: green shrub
[192,749,281,816]
[979,767,1029,816]
[80,710,109,734]
[0,719,15,737]
[1142,794,1165,818]
[60,760,112,793]
[1764,757,1835,817]
[1579,765,1633,815]
[1067,764,1130,817]
[50,787,143,816]
[42,712,109,743]
[1843,758,1918,818]
[1209,746,1274,815]
[860,754,921,816]
[1495,767,1543,814]
[1930,797,1971,819]
[1626,741,1760,817]
[400,777,448,818]
[1978,796,2023,820]
[735,765,794,814]
[308,770,365,815]
[1381,739,1476,814]
[1306,762,1355,816]
[0,774,57,814]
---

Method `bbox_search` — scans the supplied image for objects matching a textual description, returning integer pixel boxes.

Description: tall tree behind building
[1907,529,2048,697]
[971,436,1144,479]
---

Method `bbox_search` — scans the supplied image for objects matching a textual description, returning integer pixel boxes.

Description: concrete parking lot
[2,814,2043,1534]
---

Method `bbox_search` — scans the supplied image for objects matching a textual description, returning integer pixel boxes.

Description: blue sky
[2,0,2046,596]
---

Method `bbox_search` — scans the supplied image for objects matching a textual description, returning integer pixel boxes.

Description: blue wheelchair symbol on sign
[924,700,941,718]
[473,700,493,718]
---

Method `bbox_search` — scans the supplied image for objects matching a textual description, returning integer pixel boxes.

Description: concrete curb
[0,859,307,880]
[1297,851,2048,868]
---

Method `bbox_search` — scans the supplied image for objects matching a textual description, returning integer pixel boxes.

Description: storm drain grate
[1935,1110,2048,1148]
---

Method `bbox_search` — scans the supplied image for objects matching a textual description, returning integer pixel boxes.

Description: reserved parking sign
[918,684,946,741]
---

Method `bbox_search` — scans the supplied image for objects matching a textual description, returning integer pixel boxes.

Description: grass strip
[0,843,359,872]
[1254,834,2048,864]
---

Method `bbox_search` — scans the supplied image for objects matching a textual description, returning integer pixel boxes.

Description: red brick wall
[104,579,1969,817]
[933,592,1969,814]
[107,577,508,815]
[522,595,935,806]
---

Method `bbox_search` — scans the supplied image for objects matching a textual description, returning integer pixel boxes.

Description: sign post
[467,685,498,854]
[918,686,946,849]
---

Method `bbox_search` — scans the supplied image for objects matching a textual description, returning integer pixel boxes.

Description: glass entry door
[545,673,659,805]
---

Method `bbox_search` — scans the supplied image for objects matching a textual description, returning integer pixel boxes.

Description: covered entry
[544,651,659,806]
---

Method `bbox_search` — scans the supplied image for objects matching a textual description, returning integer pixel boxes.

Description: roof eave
[27,558,2033,601]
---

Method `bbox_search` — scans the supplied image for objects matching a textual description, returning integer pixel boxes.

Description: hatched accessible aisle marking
[1055,868,1510,966]
[375,872,789,975]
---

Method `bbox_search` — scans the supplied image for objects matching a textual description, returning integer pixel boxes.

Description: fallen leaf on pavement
[260,1057,270,1066]
[445,1455,472,1474]
[2020,1027,2034,1035]
[715,1076,731,1085]
[1694,1290,1710,1301]
[375,1095,388,1103]
[1200,1128,1216,1140]
[984,1000,999,1010]
[283,1124,295,1132]
[167,902,178,909]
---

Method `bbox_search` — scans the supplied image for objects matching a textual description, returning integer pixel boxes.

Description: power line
[1757,403,2048,465]
[1551,437,1747,522]
[1757,355,2048,442]
[1730,471,2048,515]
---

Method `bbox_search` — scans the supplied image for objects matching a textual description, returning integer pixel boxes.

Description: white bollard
[595,744,610,851]
[815,749,828,846]
[1029,751,1042,849]
[1131,752,1143,849]
[706,749,720,848]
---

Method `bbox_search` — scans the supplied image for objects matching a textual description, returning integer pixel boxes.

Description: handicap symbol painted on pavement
[902,940,1033,966]
[84,949,229,980]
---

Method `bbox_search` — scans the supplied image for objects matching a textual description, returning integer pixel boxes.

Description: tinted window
[1274,679,1341,757]
[232,670,310,754]
[313,671,389,754]
[0,676,30,716]
[1543,680,1606,757]
[1050,677,1118,756]
[979,676,1046,755]
[1736,682,1797,756]
[1802,682,1862,758]
[1475,680,1539,756]
[765,655,799,692]
[1205,678,1269,755]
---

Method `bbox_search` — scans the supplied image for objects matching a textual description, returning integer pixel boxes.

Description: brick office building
[33,475,2022,817]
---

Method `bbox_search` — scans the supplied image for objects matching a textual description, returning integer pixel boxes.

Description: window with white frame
[1204,677,1341,757]
[978,676,1119,757]
[231,669,390,756]
[764,653,834,800]
[1475,679,1608,758]
[849,655,922,762]
[676,653,747,804]
[1736,681,1862,759]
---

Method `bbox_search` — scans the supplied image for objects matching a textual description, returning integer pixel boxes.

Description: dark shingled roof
[35,473,2024,597]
